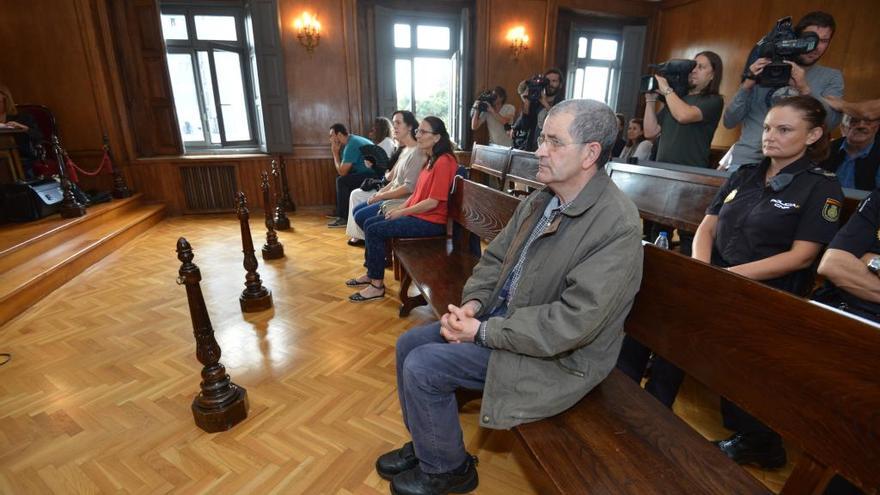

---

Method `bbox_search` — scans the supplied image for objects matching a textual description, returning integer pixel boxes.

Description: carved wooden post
[104,134,132,199]
[260,170,284,260]
[53,135,86,218]
[278,154,296,212]
[176,237,248,432]
[271,160,291,231]
[236,192,273,312]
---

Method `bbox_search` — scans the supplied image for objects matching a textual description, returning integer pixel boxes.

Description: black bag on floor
[1,179,63,222]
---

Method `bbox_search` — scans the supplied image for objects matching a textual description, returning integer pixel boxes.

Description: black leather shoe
[715,432,787,469]
[390,455,478,495]
[377,442,418,480]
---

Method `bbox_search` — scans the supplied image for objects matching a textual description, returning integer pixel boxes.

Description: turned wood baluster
[52,135,86,218]
[271,160,291,230]
[104,134,132,199]
[278,154,296,212]
[260,170,284,260]
[236,192,274,312]
[176,237,248,432]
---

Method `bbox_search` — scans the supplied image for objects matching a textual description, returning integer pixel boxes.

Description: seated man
[328,123,377,227]
[377,99,644,495]
[820,114,880,190]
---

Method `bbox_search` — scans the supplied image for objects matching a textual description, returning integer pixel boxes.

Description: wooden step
[0,201,166,327]
[0,194,148,273]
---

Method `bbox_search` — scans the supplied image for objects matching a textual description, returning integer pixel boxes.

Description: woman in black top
[693,95,843,468]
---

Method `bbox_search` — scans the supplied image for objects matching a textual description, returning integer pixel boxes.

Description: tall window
[382,13,461,142]
[160,6,257,150]
[569,33,621,106]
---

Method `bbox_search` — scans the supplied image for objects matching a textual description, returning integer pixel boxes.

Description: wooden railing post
[236,192,273,312]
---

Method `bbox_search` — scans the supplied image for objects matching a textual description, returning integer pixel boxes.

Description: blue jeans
[363,215,444,280]
[396,321,491,473]
[353,201,382,232]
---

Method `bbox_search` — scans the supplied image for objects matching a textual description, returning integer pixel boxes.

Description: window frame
[161,4,260,151]
[567,30,622,107]
[389,11,461,142]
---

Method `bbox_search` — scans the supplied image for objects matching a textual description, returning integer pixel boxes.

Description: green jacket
[462,171,643,429]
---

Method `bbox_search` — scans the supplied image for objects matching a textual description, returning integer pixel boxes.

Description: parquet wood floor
[0,210,791,494]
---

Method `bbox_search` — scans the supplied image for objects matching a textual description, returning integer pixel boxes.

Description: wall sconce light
[507,27,529,60]
[294,12,321,53]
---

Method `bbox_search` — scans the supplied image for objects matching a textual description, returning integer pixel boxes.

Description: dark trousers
[335,173,372,220]
[616,335,685,408]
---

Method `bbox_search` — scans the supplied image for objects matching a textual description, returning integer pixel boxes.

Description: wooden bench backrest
[506,149,544,190]
[470,144,511,176]
[448,176,520,247]
[628,246,880,493]
[608,162,725,232]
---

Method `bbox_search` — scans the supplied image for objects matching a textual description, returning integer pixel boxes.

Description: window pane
[395,59,412,112]
[394,23,411,48]
[574,68,585,99]
[414,57,451,124]
[194,15,237,41]
[197,51,221,144]
[416,25,450,50]
[577,37,587,59]
[167,54,203,142]
[590,39,618,61]
[161,14,188,40]
[214,50,251,142]
[582,66,609,102]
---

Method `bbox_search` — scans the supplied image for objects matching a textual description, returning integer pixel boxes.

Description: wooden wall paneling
[342,0,365,134]
[562,0,658,18]
[542,0,559,68]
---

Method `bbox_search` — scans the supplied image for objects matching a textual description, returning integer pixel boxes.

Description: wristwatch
[868,256,880,274]
[662,87,674,96]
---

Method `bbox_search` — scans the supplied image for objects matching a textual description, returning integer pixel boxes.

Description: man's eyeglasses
[415,129,437,136]
[537,135,588,149]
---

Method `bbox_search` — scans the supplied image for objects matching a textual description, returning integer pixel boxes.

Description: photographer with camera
[723,11,843,171]
[470,86,515,147]
[511,68,565,151]
[643,51,724,168]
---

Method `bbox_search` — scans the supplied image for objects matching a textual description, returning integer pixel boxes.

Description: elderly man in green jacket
[377,99,645,495]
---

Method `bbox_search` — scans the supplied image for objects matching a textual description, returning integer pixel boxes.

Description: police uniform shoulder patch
[822,198,842,222]
[809,167,837,179]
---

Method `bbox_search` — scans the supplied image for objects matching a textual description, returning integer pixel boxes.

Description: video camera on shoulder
[475,90,497,112]
[526,74,549,102]
[639,59,695,99]
[744,16,819,87]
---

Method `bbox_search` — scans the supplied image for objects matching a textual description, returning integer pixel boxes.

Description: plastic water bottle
[654,231,670,250]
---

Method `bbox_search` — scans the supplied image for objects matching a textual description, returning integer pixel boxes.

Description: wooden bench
[515,246,880,494]
[468,144,511,191]
[394,176,521,318]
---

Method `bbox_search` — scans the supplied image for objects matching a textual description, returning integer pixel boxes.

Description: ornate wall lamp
[294,12,321,53]
[507,26,529,60]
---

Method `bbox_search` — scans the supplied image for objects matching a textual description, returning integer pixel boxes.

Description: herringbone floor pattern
[0,211,543,495]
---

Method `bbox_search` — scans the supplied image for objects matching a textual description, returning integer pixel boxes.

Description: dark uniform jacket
[816,188,880,318]
[819,137,880,191]
[707,156,843,295]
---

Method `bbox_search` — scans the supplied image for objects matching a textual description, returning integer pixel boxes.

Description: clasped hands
[440,302,481,343]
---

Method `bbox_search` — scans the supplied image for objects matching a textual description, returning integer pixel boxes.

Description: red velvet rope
[64,151,114,183]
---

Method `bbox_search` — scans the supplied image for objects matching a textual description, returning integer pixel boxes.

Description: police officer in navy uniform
[694,95,843,468]
[817,188,880,321]
[617,95,844,420]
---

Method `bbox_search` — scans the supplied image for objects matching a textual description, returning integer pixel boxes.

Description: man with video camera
[470,86,515,147]
[511,68,565,151]
[642,51,724,169]
[723,11,843,171]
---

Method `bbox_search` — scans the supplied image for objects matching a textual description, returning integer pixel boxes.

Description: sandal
[345,276,371,287]
[349,286,385,302]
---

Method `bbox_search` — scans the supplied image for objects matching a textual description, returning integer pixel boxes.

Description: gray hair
[548,99,619,165]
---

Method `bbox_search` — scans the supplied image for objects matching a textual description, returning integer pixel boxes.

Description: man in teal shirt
[329,123,377,227]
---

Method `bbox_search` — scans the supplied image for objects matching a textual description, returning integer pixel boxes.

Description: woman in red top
[347,116,459,302]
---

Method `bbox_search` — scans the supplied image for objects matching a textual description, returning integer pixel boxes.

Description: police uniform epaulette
[808,167,837,179]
